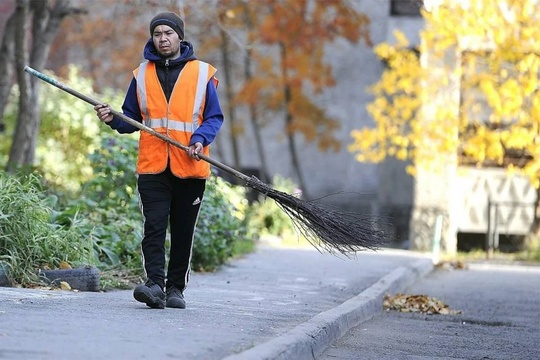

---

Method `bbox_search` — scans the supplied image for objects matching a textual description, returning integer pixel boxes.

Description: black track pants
[137,167,206,291]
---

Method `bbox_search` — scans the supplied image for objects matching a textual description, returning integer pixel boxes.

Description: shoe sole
[133,288,165,309]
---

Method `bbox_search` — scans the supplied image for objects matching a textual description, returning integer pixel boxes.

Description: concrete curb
[223,257,434,360]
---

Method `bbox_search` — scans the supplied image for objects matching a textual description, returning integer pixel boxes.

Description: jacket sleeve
[106,78,142,134]
[189,79,224,147]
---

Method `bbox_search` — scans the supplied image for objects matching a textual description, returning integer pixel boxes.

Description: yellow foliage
[374,43,395,59]
[393,30,410,48]
[396,148,408,161]
[350,0,540,188]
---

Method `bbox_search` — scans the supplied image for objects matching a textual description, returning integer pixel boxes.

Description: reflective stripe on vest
[135,61,150,121]
[136,61,211,134]
[192,63,208,128]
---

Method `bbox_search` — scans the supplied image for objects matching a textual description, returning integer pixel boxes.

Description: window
[390,0,423,17]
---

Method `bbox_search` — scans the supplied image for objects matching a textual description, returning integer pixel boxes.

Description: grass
[440,248,540,264]
[0,172,93,286]
[258,229,314,250]
[232,237,257,255]
[514,249,540,262]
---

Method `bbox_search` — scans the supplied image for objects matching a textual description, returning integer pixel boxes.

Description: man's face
[152,25,181,59]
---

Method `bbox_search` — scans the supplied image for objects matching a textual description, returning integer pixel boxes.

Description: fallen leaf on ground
[60,281,71,290]
[384,293,462,315]
[435,260,468,270]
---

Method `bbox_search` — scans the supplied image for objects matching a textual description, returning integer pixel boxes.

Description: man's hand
[188,142,203,161]
[94,103,114,123]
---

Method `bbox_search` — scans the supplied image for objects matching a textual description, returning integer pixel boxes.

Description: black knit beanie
[149,12,185,39]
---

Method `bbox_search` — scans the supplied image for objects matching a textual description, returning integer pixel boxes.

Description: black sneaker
[133,280,165,309]
[166,286,186,309]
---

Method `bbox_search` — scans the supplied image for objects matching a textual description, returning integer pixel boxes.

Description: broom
[24,66,387,255]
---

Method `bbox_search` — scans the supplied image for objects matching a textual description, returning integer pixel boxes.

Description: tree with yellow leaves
[349,0,540,236]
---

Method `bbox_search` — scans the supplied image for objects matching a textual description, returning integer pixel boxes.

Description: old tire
[39,266,100,292]
[0,263,11,287]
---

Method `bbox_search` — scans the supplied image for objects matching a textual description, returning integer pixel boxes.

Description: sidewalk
[0,245,433,360]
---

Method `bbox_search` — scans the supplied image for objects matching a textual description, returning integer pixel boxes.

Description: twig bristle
[246,176,388,255]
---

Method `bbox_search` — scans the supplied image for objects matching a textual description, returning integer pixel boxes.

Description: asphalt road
[319,263,540,360]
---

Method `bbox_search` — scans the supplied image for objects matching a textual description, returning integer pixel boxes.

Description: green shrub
[0,171,93,285]
[0,67,123,191]
[191,174,252,271]
[66,134,255,274]
[247,175,299,237]
[61,132,142,270]
[519,234,540,262]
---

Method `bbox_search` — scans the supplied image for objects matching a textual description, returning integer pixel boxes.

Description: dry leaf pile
[59,261,72,270]
[384,293,462,315]
[435,260,467,270]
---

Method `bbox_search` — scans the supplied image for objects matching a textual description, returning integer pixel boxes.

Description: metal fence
[485,198,535,257]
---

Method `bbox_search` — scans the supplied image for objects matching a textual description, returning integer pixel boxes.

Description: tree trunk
[219,15,240,169]
[242,2,270,183]
[245,53,270,184]
[6,0,82,171]
[279,41,309,198]
[0,12,17,133]
[7,0,35,171]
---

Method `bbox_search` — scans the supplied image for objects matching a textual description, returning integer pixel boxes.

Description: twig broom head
[246,176,388,255]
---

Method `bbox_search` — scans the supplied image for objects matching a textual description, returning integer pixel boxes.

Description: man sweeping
[94,11,224,309]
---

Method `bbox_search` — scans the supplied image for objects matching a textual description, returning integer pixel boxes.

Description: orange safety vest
[133,60,217,178]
